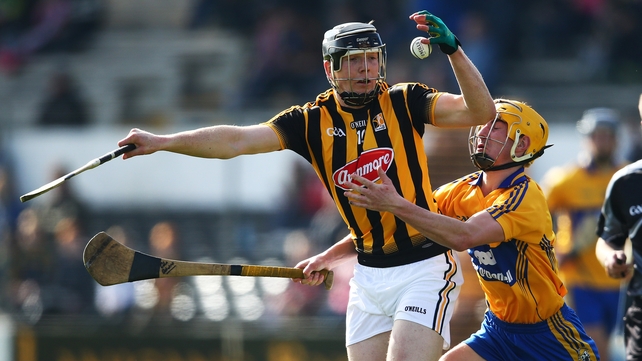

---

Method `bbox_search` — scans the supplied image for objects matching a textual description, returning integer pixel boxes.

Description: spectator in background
[520,0,586,59]
[241,6,326,109]
[0,155,23,246]
[307,190,345,251]
[0,0,36,73]
[36,69,90,127]
[48,216,94,314]
[454,11,499,94]
[186,0,248,34]
[147,221,182,315]
[9,207,53,322]
[0,0,71,74]
[35,162,89,246]
[0,0,103,74]
[264,230,326,317]
[542,107,627,361]
[607,2,642,83]
[276,161,331,230]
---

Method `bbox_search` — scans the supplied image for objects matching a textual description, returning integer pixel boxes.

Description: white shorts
[345,250,463,349]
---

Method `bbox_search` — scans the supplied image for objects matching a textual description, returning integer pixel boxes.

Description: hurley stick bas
[84,232,334,290]
[20,144,137,203]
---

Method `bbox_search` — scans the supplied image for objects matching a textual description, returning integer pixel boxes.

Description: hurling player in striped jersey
[344,99,600,361]
[120,10,496,361]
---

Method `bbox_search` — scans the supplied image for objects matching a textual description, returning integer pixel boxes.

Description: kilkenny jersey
[543,162,624,290]
[264,82,449,267]
[434,167,566,323]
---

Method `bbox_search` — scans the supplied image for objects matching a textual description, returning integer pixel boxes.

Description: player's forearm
[321,234,358,269]
[595,238,623,265]
[149,124,281,159]
[448,48,495,125]
[390,200,475,252]
[158,126,246,159]
[596,238,630,278]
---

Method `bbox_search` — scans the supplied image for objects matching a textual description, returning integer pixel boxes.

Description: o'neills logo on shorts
[404,305,427,314]
[332,148,394,190]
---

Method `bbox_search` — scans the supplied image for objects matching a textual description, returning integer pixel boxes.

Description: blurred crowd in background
[0,0,640,353]
[0,0,640,108]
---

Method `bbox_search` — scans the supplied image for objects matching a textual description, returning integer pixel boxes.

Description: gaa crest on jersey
[333,148,394,190]
[372,113,387,131]
[326,127,347,137]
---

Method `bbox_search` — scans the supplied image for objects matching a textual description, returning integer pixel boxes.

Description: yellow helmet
[470,99,552,171]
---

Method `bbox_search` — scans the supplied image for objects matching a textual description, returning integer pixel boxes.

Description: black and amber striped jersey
[263,82,449,267]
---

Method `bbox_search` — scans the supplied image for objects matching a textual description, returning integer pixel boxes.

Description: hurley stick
[83,232,334,290]
[20,144,137,202]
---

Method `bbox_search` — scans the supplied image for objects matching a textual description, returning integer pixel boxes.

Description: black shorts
[625,296,642,360]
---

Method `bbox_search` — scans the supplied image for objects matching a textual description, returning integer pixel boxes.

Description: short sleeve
[262,106,309,159]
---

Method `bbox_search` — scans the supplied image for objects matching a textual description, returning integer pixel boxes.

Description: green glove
[415,10,461,55]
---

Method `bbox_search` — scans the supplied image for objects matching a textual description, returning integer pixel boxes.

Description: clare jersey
[543,162,624,290]
[264,82,449,267]
[434,167,566,323]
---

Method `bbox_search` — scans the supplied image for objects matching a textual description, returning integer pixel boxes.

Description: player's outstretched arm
[118,124,282,160]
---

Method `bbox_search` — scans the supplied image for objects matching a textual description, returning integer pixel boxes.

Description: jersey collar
[471,167,528,188]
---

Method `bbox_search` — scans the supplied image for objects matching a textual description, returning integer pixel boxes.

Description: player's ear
[516,135,531,156]
[323,60,332,78]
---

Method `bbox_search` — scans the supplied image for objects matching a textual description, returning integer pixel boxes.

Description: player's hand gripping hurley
[84,232,334,290]
[20,144,137,202]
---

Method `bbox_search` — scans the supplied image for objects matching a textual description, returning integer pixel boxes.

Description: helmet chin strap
[470,153,496,170]
[471,145,552,172]
[339,85,380,106]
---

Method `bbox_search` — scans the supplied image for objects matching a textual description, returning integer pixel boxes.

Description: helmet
[322,22,386,106]
[469,99,551,171]
[576,107,619,135]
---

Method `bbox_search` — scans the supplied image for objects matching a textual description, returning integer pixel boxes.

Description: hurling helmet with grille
[322,22,386,106]
[469,99,552,171]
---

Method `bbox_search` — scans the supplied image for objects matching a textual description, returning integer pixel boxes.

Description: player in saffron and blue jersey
[344,99,600,361]
[542,108,626,361]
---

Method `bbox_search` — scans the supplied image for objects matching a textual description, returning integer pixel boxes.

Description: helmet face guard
[469,99,551,171]
[322,23,386,106]
[468,114,508,170]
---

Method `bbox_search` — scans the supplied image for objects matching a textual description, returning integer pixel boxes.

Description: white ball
[410,37,432,59]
